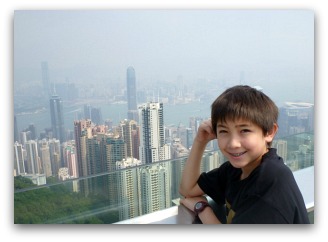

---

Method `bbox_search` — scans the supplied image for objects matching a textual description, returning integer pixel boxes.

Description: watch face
[194,201,209,214]
[195,202,203,210]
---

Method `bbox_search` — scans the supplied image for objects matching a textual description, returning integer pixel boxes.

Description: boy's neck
[240,149,269,180]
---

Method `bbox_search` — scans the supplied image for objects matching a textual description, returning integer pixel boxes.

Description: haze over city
[9,6,317,239]
[4,0,326,238]
[14,10,314,107]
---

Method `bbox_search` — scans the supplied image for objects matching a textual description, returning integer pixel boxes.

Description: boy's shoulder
[255,148,296,193]
[260,148,292,176]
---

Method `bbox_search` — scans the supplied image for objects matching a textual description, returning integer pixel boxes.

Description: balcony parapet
[115,166,314,224]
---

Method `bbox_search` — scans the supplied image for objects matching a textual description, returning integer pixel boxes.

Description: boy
[179,85,310,224]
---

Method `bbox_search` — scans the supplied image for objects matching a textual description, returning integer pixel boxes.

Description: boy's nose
[227,136,241,148]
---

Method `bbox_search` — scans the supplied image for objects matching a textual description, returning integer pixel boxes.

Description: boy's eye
[241,129,251,133]
[218,130,227,134]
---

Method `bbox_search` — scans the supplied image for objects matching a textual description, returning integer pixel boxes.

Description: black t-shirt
[197,148,310,224]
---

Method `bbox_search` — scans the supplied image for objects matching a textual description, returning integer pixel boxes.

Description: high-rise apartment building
[105,135,127,171]
[272,139,288,162]
[186,127,193,150]
[63,141,78,178]
[14,142,25,176]
[74,119,93,195]
[138,102,171,164]
[119,119,139,159]
[48,138,61,173]
[20,131,31,146]
[138,162,172,215]
[126,66,138,121]
[116,158,142,221]
[38,139,52,177]
[49,94,65,144]
[74,119,92,178]
[25,140,41,175]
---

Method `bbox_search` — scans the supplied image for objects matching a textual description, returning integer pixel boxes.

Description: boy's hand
[195,119,217,144]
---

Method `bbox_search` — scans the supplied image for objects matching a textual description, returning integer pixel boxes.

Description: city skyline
[13,7,315,224]
[14,9,314,107]
[4,0,324,238]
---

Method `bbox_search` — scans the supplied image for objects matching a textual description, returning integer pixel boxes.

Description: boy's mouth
[229,151,247,157]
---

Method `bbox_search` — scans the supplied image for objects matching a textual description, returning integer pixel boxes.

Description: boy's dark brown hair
[211,85,278,146]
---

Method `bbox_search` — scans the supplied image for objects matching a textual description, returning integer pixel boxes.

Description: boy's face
[216,118,276,172]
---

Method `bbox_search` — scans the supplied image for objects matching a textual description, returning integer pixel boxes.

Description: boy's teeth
[231,152,245,157]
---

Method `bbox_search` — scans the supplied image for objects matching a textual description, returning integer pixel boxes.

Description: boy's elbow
[179,184,190,197]
[179,185,195,198]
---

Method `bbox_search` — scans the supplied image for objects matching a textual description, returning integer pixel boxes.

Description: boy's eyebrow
[217,123,252,128]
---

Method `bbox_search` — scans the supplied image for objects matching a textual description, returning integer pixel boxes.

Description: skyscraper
[119,119,139,158]
[116,158,142,220]
[63,141,78,178]
[25,140,40,175]
[48,138,61,175]
[49,94,65,144]
[38,139,52,177]
[74,119,92,178]
[74,119,92,195]
[138,102,171,164]
[126,66,138,121]
[138,162,172,215]
[14,142,25,176]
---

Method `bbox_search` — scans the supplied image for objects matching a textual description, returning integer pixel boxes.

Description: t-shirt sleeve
[197,162,229,205]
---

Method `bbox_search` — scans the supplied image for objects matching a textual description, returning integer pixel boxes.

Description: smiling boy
[179,85,310,224]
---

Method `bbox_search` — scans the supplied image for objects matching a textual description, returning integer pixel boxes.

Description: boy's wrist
[193,138,208,149]
[194,201,211,216]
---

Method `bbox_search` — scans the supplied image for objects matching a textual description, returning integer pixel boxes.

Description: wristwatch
[194,201,210,216]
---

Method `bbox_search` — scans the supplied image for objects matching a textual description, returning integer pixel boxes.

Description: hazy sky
[14,9,314,105]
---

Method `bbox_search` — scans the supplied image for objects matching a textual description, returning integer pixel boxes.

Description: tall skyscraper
[49,94,65,144]
[90,107,103,125]
[138,102,171,164]
[28,124,37,140]
[126,66,138,121]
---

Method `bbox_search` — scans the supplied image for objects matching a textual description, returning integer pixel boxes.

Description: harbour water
[15,100,211,137]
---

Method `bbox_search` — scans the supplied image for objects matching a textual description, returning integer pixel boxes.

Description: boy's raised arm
[179,119,217,197]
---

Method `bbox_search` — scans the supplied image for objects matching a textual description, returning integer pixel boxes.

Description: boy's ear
[265,123,278,142]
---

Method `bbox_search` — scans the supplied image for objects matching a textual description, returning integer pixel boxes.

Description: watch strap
[194,201,210,216]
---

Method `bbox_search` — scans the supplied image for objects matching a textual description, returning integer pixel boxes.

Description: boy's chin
[229,160,248,169]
